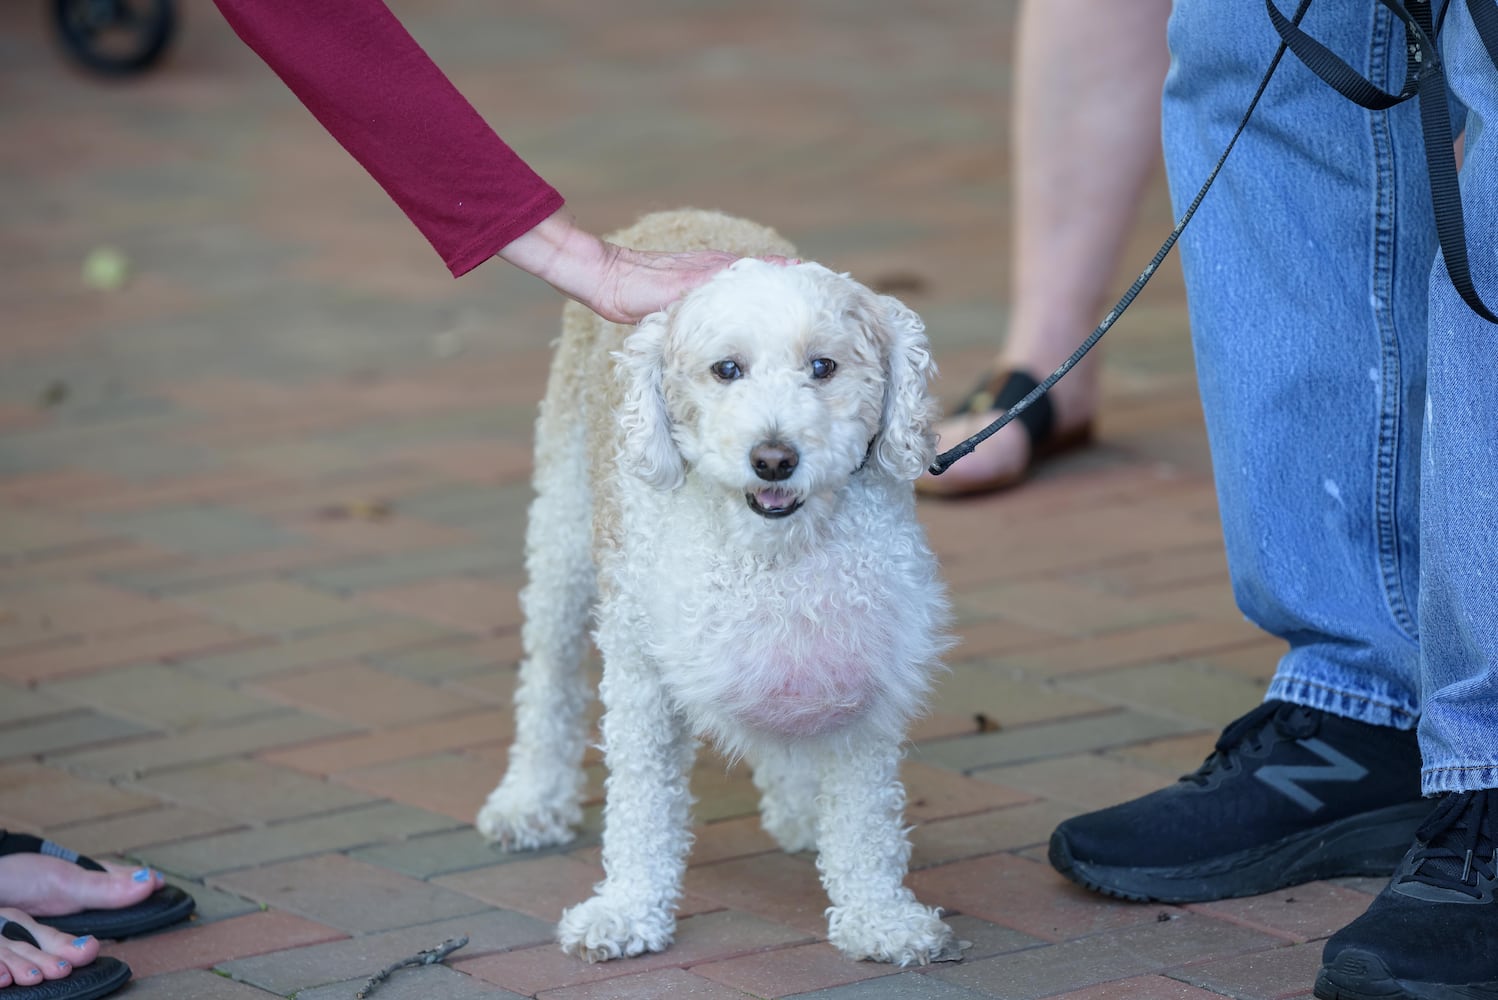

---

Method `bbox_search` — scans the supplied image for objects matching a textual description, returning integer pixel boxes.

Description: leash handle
[928,0,1314,476]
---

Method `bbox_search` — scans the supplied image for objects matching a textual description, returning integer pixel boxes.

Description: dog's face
[617,260,938,517]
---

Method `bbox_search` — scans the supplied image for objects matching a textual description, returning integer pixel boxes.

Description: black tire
[53,0,175,76]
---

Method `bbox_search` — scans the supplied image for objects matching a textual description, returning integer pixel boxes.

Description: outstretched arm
[213,0,564,277]
[213,0,747,323]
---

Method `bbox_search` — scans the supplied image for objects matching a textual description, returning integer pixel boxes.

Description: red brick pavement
[0,1,1352,997]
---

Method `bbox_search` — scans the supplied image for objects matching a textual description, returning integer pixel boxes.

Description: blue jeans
[1163,0,1498,794]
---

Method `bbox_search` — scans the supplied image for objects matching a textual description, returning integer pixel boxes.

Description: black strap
[991,371,1054,445]
[954,370,1054,444]
[1416,0,1498,324]
[1266,0,1419,107]
[1461,0,1498,64]
[0,830,107,872]
[0,917,41,948]
[1268,0,1498,323]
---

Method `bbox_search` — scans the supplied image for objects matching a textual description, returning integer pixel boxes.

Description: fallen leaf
[38,380,69,409]
[82,246,129,291]
[316,499,394,522]
[870,271,929,296]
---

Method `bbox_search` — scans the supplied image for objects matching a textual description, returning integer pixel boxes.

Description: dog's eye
[810,358,837,380]
[710,359,743,382]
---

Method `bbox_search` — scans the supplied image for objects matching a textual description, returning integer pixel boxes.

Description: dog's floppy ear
[615,311,686,490]
[869,293,940,481]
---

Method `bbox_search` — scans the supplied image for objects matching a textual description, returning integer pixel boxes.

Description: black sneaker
[1048,700,1429,902]
[1315,790,1498,1000]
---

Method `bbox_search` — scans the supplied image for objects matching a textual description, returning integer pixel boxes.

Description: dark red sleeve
[213,0,566,277]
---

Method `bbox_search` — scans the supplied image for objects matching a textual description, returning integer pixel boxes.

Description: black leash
[929,0,1498,477]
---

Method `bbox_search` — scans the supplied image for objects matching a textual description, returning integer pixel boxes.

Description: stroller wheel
[53,0,175,75]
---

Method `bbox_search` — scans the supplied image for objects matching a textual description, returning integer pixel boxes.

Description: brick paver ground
[2,1,1356,998]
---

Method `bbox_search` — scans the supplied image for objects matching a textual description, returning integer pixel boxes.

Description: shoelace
[1182,700,1320,786]
[1400,790,1498,899]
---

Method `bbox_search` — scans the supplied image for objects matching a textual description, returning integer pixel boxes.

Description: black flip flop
[0,832,195,940]
[0,917,132,1000]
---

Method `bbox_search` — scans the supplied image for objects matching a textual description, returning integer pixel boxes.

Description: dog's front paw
[475,785,579,851]
[557,894,675,963]
[827,899,958,966]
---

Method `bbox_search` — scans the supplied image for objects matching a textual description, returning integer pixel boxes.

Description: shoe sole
[1049,800,1430,903]
[1315,947,1498,999]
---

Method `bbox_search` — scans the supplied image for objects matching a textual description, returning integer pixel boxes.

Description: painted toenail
[73,937,92,948]
[57,960,70,970]
[132,868,151,882]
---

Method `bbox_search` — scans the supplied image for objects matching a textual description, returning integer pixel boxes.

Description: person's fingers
[592,248,808,324]
[597,247,739,324]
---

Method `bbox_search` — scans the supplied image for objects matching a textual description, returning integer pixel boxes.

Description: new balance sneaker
[1048,700,1430,902]
[1315,789,1498,1000]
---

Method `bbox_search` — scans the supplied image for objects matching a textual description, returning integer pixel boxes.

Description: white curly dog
[477,209,957,966]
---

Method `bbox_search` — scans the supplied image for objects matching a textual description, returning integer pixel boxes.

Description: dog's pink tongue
[755,488,795,510]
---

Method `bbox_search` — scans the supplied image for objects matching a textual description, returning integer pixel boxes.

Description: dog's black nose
[751,441,799,482]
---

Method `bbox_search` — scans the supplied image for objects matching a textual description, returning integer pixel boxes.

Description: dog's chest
[643,550,919,739]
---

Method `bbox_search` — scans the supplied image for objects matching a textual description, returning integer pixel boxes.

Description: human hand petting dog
[499,209,795,324]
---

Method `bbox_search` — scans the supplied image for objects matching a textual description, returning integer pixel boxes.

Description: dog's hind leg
[477,309,598,850]
[814,735,957,966]
[749,745,820,853]
[556,615,696,962]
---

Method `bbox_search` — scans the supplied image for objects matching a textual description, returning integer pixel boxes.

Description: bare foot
[0,854,163,919]
[918,361,1100,498]
[919,412,1036,496]
[0,908,100,990]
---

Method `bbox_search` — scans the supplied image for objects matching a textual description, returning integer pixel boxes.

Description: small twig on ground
[356,935,469,998]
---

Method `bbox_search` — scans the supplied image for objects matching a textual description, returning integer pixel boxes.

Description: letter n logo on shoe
[1254,738,1368,812]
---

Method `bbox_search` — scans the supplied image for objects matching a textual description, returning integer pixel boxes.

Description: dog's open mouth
[746,487,803,519]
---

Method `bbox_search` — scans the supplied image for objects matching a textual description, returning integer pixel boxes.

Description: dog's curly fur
[476,209,956,966]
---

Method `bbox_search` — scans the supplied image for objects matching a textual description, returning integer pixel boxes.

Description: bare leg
[920,0,1171,496]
